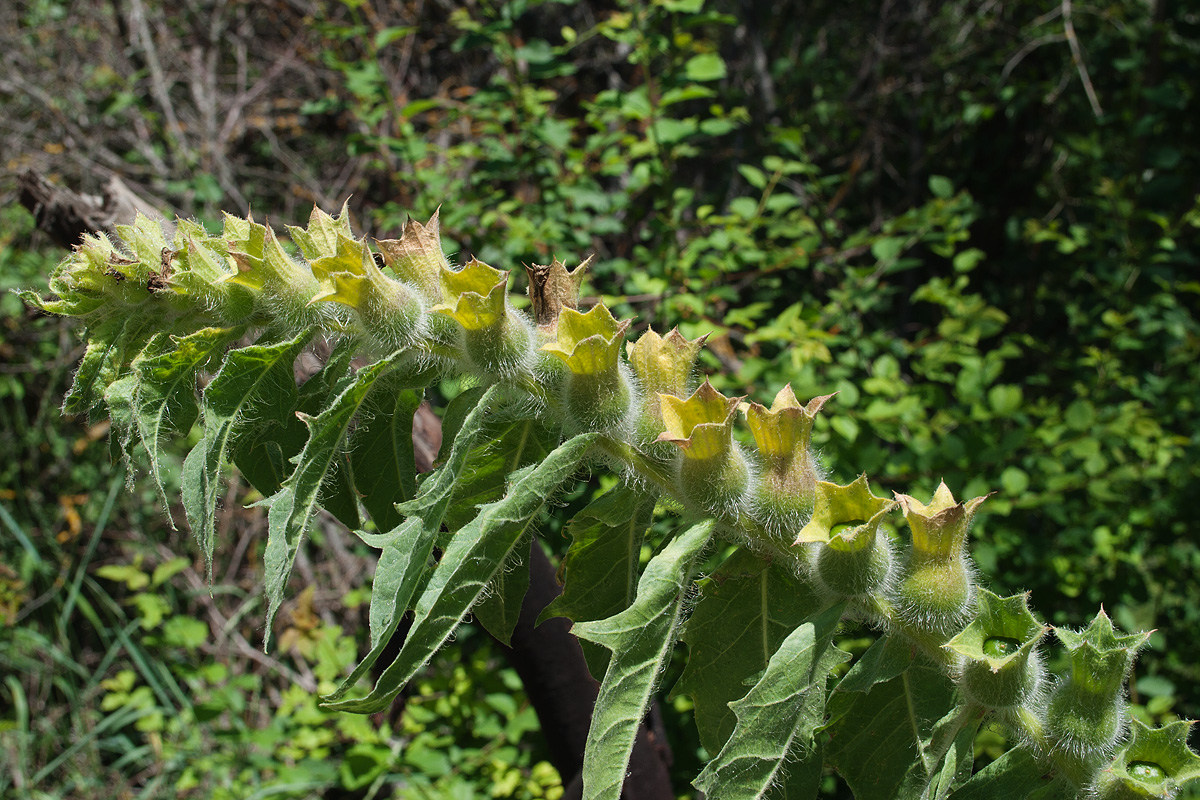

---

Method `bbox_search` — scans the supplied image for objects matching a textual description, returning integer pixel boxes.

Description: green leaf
[573,519,714,800]
[825,656,956,800]
[929,175,954,199]
[536,481,653,676]
[66,326,123,417]
[987,384,1023,416]
[472,533,531,646]
[948,746,1059,800]
[693,603,848,799]
[230,337,361,528]
[443,416,560,532]
[323,386,504,704]
[871,236,905,263]
[539,484,656,628]
[181,329,313,580]
[897,705,985,800]
[103,374,138,460]
[675,547,823,754]
[133,327,241,519]
[263,351,412,644]
[685,53,727,82]
[347,373,424,530]
[324,432,596,713]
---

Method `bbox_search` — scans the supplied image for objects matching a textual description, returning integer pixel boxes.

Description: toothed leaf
[324,431,595,713]
[262,350,413,644]
[539,484,656,676]
[574,519,714,800]
[694,603,848,799]
[676,547,823,754]
[181,329,313,581]
[323,386,505,704]
[133,327,241,518]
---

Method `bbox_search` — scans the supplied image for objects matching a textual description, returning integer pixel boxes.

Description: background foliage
[2,0,1197,796]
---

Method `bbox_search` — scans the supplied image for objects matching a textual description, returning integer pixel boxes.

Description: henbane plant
[22,205,1200,799]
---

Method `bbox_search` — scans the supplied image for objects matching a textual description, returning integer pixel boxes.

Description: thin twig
[1061,0,1103,118]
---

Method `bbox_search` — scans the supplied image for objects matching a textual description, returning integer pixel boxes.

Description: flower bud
[433,259,533,378]
[1093,719,1200,800]
[747,386,833,532]
[796,476,895,598]
[1047,610,1151,781]
[305,230,424,351]
[540,304,634,432]
[658,381,749,513]
[626,327,707,440]
[374,209,448,303]
[943,589,1047,709]
[892,482,989,641]
[222,214,325,329]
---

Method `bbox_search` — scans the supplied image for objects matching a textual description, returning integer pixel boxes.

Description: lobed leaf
[181,329,313,580]
[573,518,714,800]
[262,349,415,643]
[693,603,849,799]
[323,385,504,703]
[675,547,823,754]
[324,431,597,713]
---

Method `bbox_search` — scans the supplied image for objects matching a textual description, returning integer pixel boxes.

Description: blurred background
[1,0,1197,797]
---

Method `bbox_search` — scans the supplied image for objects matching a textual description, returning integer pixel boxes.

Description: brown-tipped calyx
[375,209,448,301]
[525,255,590,329]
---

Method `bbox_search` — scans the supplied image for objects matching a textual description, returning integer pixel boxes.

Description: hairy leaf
[824,633,916,729]
[539,484,656,675]
[694,603,849,799]
[897,705,985,800]
[443,416,559,533]
[263,350,412,643]
[133,327,241,519]
[573,518,714,800]
[825,656,956,800]
[676,547,822,754]
[182,329,312,579]
[347,372,423,530]
[66,326,123,418]
[472,532,531,646]
[324,431,595,713]
[323,385,503,703]
[948,747,1062,800]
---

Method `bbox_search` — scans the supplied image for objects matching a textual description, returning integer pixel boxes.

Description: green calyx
[1054,609,1151,700]
[659,381,749,511]
[893,482,988,641]
[895,481,988,567]
[797,476,895,598]
[433,258,532,377]
[746,386,833,524]
[222,213,325,329]
[944,589,1047,709]
[626,326,707,435]
[305,228,424,350]
[1047,610,1151,777]
[1094,719,1200,800]
[21,213,257,326]
[541,304,634,431]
